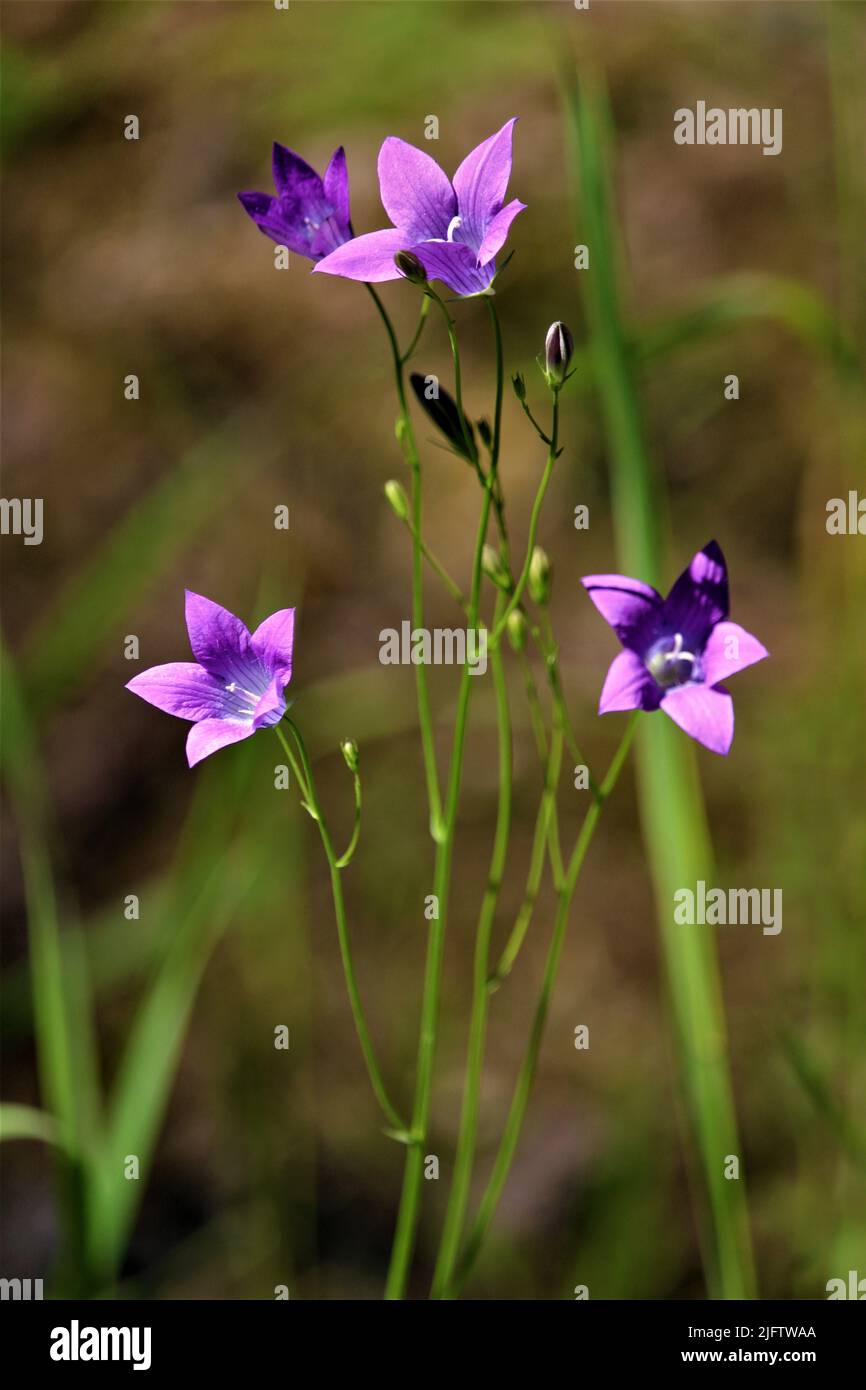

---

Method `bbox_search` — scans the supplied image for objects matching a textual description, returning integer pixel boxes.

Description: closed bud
[527,545,552,605]
[511,372,526,403]
[544,321,574,387]
[394,250,427,284]
[384,479,409,521]
[506,609,528,653]
[477,417,492,450]
[340,739,359,773]
[482,544,511,591]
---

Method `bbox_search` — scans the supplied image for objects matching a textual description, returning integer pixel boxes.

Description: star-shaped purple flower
[313,118,525,297]
[581,541,768,755]
[238,143,353,260]
[126,592,295,767]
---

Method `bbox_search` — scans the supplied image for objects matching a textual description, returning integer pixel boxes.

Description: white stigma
[446,214,462,242]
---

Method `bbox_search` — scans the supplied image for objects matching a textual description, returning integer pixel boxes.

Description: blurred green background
[1,0,864,1299]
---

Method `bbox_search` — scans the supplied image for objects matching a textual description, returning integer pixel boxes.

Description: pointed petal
[184,591,257,684]
[377,137,455,240]
[410,239,494,297]
[701,621,768,686]
[452,118,518,249]
[477,197,525,265]
[272,142,323,200]
[126,663,225,721]
[238,191,292,244]
[581,573,663,653]
[598,650,660,714]
[323,145,350,227]
[251,607,295,682]
[252,674,288,730]
[661,683,734,755]
[186,718,255,768]
[313,228,406,282]
[663,540,729,650]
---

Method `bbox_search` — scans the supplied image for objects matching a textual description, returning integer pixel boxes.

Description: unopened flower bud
[482,544,511,592]
[384,479,409,522]
[477,417,492,451]
[544,321,574,387]
[340,738,359,773]
[511,372,526,403]
[394,250,427,284]
[528,545,552,606]
[506,609,528,653]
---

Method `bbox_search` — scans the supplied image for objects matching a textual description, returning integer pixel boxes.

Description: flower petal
[662,540,729,650]
[477,197,525,266]
[323,145,350,228]
[126,663,225,722]
[581,573,663,652]
[701,621,768,686]
[184,591,258,685]
[452,118,518,250]
[313,228,407,282]
[251,607,295,683]
[410,239,495,297]
[377,137,455,240]
[186,718,255,768]
[252,674,288,730]
[660,683,734,755]
[271,142,323,201]
[598,650,661,714]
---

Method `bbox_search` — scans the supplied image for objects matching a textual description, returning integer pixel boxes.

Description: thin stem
[446,712,639,1297]
[430,598,512,1298]
[491,390,560,644]
[489,714,565,989]
[366,283,444,843]
[400,295,430,365]
[385,304,494,1301]
[275,722,405,1134]
[335,768,361,870]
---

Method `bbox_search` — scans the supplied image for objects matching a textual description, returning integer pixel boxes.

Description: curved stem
[446,711,639,1297]
[335,768,361,869]
[366,283,444,843]
[275,722,405,1134]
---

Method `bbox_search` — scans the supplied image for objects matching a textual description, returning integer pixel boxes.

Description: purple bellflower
[313,118,524,297]
[238,143,353,260]
[126,592,295,767]
[581,541,767,755]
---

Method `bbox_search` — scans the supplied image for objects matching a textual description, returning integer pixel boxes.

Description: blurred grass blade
[563,68,757,1300]
[0,636,103,1289]
[781,1028,866,1172]
[87,744,272,1284]
[0,1103,61,1147]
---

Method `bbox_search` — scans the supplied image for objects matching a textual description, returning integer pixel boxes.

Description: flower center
[645,632,697,689]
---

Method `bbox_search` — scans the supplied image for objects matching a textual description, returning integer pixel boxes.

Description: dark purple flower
[581,541,767,755]
[126,592,295,767]
[313,118,524,297]
[238,143,352,260]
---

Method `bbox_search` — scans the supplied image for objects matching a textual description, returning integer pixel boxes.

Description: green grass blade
[563,68,757,1300]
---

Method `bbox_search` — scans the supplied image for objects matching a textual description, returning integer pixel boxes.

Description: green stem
[335,768,361,870]
[489,713,565,989]
[447,713,638,1297]
[366,284,444,843]
[491,391,560,644]
[384,308,494,1301]
[275,722,404,1134]
[429,600,512,1298]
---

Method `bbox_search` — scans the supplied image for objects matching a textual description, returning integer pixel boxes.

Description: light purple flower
[126,592,295,767]
[238,143,352,260]
[313,118,525,297]
[581,541,767,755]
